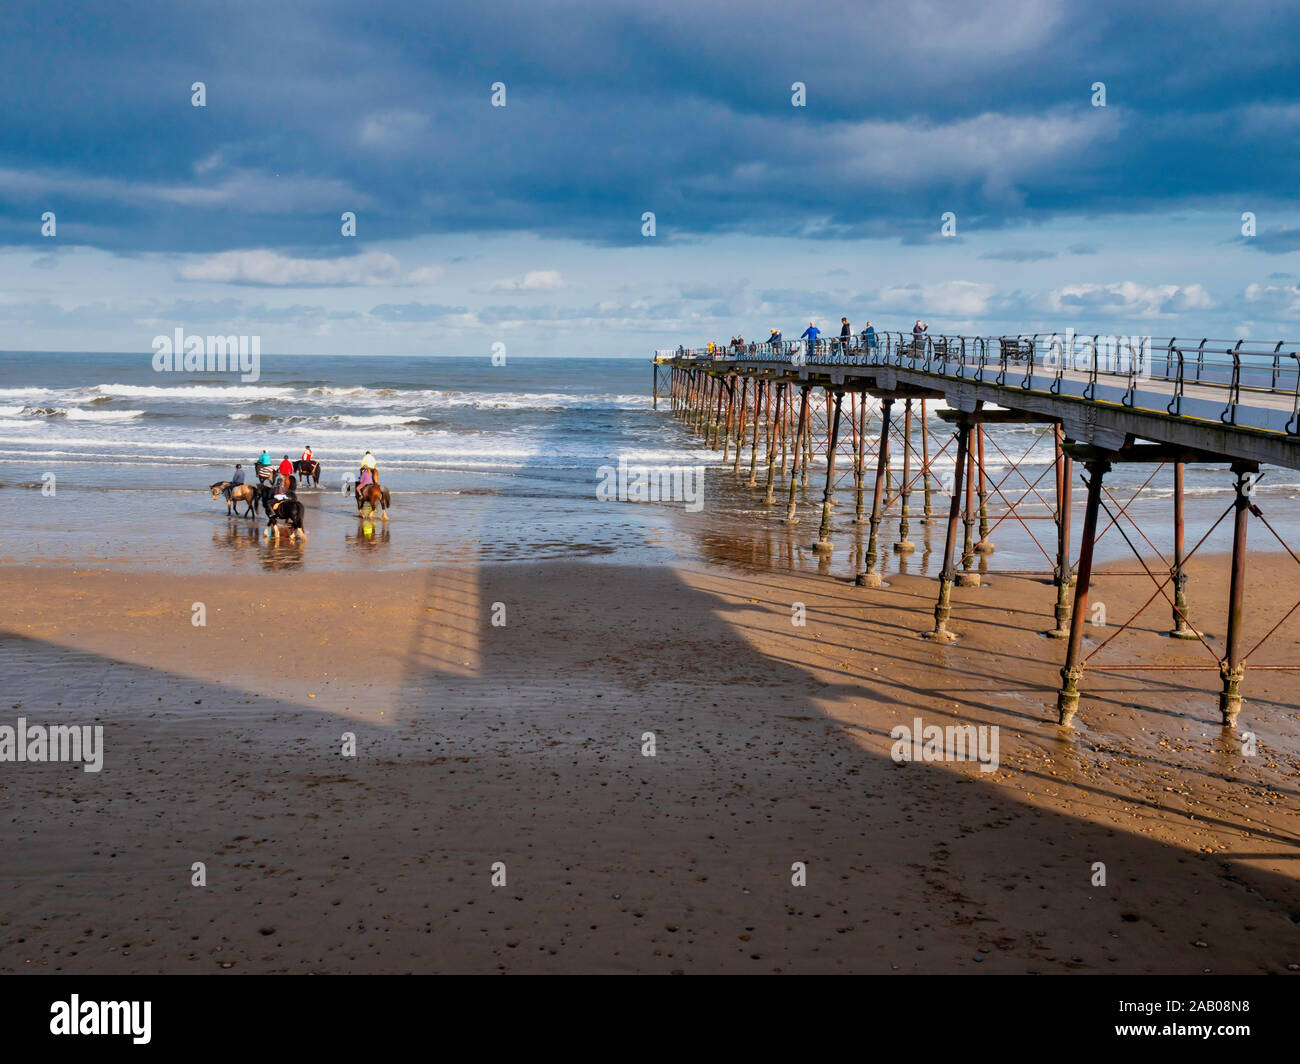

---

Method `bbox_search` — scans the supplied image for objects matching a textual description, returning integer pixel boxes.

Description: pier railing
[663,333,1300,436]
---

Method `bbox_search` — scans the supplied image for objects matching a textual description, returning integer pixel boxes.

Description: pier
[653,331,1300,728]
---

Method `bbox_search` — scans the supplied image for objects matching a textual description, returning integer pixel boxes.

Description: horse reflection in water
[211,525,261,552]
[347,516,391,551]
[210,525,305,570]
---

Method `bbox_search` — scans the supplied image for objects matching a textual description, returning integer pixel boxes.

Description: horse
[356,482,391,520]
[295,459,322,487]
[259,484,306,539]
[210,480,260,518]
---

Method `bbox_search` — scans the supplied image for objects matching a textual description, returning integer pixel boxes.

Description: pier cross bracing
[652,331,1300,729]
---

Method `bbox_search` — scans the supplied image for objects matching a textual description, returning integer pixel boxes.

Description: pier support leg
[763,383,786,504]
[785,387,806,525]
[784,385,811,524]
[746,380,765,487]
[852,395,866,523]
[974,425,994,554]
[1046,427,1074,638]
[717,374,728,444]
[921,399,933,525]
[1057,456,1111,726]
[956,430,981,587]
[894,398,915,555]
[1169,461,1198,638]
[721,381,734,463]
[922,419,971,641]
[732,379,749,474]
[1219,462,1254,728]
[857,396,894,587]
[814,390,844,553]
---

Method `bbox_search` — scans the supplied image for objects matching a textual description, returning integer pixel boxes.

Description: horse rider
[360,449,377,483]
[255,449,273,483]
[276,454,295,491]
[223,463,246,501]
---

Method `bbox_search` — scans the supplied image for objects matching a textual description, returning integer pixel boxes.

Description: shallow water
[1,351,1297,575]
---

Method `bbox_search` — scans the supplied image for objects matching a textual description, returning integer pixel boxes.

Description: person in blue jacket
[800,320,820,357]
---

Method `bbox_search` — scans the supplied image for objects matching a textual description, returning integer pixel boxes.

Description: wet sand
[0,553,1297,973]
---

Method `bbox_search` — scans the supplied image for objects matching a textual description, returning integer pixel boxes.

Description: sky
[2,0,1299,357]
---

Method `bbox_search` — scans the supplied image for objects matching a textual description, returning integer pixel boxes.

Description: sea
[0,351,1295,575]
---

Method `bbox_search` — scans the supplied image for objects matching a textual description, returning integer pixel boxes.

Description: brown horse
[210,480,260,518]
[356,482,391,520]
[294,459,321,487]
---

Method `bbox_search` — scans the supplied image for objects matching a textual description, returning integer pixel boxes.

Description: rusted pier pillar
[853,394,867,523]
[975,425,994,554]
[801,400,812,486]
[1046,426,1074,638]
[857,396,894,587]
[894,398,915,554]
[709,376,725,449]
[921,399,933,524]
[1057,454,1112,726]
[1169,461,1198,639]
[746,380,765,484]
[922,417,971,641]
[814,389,844,553]
[956,430,981,587]
[721,380,735,463]
[1219,462,1255,727]
[732,378,749,473]
[784,385,811,524]
[763,383,786,504]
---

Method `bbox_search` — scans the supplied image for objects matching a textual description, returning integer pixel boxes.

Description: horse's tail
[381,486,391,507]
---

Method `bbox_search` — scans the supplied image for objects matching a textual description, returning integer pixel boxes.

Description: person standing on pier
[769,328,782,351]
[840,317,852,355]
[912,319,928,353]
[863,321,877,351]
[801,320,820,358]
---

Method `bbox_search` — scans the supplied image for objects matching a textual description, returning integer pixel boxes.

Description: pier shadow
[2,406,1298,974]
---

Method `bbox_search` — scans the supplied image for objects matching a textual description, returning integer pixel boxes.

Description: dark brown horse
[356,482,391,520]
[294,459,322,487]
[210,480,260,518]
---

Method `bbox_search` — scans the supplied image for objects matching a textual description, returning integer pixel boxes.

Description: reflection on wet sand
[210,524,307,569]
[693,515,945,582]
[347,517,391,550]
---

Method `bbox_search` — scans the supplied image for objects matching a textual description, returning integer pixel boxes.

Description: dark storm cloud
[1,0,1299,254]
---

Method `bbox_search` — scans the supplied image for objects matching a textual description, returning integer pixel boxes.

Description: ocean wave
[63,408,147,422]
[91,382,294,400]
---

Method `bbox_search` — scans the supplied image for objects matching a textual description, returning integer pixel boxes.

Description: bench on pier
[999,338,1034,364]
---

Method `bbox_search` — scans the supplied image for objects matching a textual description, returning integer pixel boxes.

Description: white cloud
[177,250,442,287]
[1243,282,1300,317]
[873,280,998,317]
[491,269,565,292]
[1046,281,1214,319]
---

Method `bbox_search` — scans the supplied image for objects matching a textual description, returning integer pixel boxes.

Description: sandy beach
[2,551,1297,974]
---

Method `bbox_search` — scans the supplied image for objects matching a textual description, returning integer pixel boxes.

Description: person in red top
[276,454,294,491]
